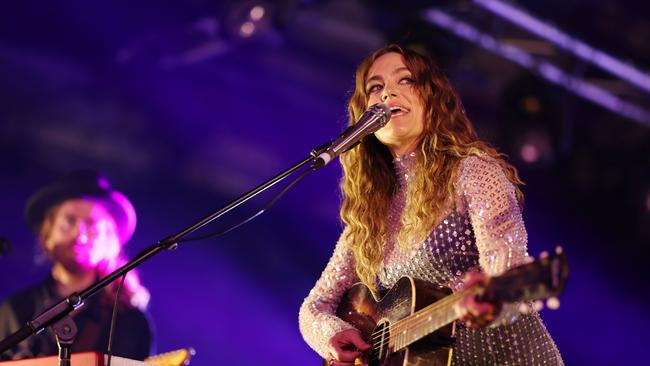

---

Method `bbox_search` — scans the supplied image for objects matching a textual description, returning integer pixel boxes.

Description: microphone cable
[177,163,315,243]
[106,273,127,366]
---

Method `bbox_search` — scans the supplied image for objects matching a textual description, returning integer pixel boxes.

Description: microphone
[313,103,391,169]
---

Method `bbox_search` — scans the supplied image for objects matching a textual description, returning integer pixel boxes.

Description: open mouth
[390,106,407,116]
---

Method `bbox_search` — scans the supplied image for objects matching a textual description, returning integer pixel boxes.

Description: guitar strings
[367,286,480,351]
[366,288,472,364]
[391,287,478,346]
[394,288,472,336]
[366,294,461,362]
[367,291,461,345]
[368,288,465,341]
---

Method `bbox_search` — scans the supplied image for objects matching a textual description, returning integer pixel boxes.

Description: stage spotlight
[516,128,553,165]
[520,144,539,163]
[221,1,274,40]
[522,95,541,114]
[250,5,266,21]
[239,21,257,38]
[500,76,562,167]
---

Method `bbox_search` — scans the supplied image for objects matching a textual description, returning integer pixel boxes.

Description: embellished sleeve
[458,156,530,324]
[298,227,359,358]
[458,156,528,275]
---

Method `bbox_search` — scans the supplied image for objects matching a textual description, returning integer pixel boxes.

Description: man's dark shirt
[0,276,152,361]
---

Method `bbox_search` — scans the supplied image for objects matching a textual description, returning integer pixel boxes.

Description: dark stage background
[1,1,649,365]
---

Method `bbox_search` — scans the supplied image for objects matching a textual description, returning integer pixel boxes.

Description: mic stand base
[52,315,77,366]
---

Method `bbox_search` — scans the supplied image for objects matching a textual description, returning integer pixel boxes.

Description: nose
[74,223,90,245]
[380,85,396,101]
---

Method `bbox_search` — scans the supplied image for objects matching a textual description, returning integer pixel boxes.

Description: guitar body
[319,250,568,366]
[336,277,455,366]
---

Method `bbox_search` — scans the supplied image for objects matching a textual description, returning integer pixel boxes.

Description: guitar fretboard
[388,287,480,351]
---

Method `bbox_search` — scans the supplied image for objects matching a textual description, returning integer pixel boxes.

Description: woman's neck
[51,263,97,297]
[387,137,421,159]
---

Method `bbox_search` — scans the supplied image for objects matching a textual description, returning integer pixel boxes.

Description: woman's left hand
[454,271,502,328]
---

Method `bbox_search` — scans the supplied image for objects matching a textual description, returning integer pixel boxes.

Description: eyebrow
[365,67,411,86]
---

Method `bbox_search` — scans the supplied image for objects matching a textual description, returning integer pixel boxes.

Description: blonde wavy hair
[340,44,524,291]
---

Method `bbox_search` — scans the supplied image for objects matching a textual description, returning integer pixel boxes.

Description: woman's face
[42,198,120,274]
[365,52,425,157]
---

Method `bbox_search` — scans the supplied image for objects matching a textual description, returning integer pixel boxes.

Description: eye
[366,83,383,94]
[60,214,77,230]
[399,77,415,85]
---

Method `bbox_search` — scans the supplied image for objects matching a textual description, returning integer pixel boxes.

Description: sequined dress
[299,153,563,365]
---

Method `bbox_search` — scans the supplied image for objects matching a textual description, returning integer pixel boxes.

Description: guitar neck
[389,287,480,352]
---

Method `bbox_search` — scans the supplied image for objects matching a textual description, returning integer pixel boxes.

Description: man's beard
[49,244,92,274]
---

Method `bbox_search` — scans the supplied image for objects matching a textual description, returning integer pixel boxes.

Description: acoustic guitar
[326,248,568,366]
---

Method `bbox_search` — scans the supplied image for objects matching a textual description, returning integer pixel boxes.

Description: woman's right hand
[326,328,371,366]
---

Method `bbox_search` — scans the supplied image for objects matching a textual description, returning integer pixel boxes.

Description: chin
[68,255,95,273]
[60,261,89,274]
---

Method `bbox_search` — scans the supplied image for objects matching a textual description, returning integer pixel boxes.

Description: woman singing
[299,44,563,365]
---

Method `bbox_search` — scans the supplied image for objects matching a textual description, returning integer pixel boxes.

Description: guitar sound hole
[370,321,390,365]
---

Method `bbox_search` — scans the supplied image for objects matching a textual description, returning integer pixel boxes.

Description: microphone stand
[0,143,331,364]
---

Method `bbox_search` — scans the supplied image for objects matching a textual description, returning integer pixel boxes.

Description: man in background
[0,170,153,360]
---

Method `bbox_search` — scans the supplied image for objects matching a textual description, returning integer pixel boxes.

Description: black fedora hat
[25,169,137,244]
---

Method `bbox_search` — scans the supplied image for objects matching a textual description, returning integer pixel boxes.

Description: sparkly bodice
[298,154,563,365]
[380,153,480,291]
